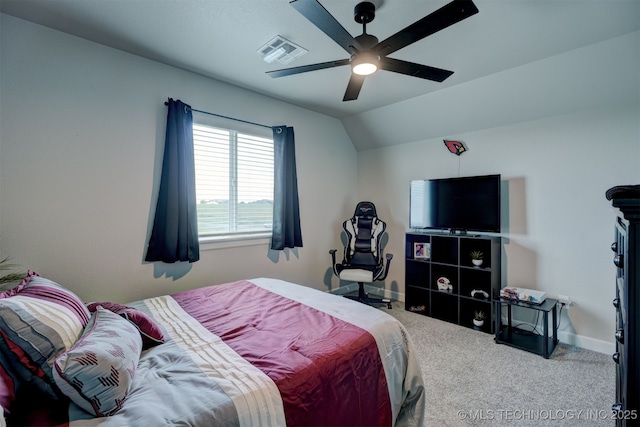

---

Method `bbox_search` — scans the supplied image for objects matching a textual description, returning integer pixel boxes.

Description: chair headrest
[353,201,377,219]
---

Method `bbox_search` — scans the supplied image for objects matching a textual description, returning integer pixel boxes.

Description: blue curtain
[145,99,200,263]
[271,126,303,250]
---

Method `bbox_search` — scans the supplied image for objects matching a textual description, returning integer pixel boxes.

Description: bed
[0,274,425,426]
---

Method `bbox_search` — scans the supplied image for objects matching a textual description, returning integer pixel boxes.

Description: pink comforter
[172,280,392,426]
[5,278,424,427]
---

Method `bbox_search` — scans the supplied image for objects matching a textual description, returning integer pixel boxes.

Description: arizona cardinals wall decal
[444,140,467,155]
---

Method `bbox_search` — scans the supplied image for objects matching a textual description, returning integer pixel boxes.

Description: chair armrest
[329,249,339,277]
[377,253,393,281]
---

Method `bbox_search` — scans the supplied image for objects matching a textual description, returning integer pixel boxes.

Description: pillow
[53,307,142,417]
[0,269,33,298]
[0,272,91,393]
[86,302,165,349]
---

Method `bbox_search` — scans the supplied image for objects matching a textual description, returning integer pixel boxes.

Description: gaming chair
[330,201,393,308]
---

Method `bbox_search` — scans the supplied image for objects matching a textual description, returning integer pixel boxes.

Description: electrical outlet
[558,295,572,308]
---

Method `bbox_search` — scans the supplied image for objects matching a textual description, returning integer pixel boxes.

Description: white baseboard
[329,287,614,354]
[557,330,615,355]
[499,316,615,354]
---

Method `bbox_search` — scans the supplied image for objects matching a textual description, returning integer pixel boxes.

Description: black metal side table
[494,297,559,358]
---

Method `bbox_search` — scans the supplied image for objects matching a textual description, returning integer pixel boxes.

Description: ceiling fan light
[351,52,379,76]
[353,62,377,75]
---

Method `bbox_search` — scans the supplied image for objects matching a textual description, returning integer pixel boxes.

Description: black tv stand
[404,232,501,333]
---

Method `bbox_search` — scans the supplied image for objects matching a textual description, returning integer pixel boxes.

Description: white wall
[0,14,357,303]
[1,13,638,354]
[357,103,639,354]
[355,29,639,354]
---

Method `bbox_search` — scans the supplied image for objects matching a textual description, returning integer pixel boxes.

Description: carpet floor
[386,303,617,426]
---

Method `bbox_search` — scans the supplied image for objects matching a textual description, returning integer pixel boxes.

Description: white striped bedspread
[65,278,425,426]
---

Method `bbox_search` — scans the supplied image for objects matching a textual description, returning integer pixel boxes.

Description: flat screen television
[410,174,501,233]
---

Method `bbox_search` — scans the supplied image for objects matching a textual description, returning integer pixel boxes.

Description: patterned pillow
[53,306,142,417]
[86,302,165,349]
[0,272,91,395]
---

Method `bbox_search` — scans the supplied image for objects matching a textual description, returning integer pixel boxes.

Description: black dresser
[607,185,640,426]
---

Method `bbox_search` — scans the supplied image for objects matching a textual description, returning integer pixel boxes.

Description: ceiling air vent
[257,36,308,65]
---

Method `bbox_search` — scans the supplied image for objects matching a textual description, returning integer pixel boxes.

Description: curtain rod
[164,100,273,130]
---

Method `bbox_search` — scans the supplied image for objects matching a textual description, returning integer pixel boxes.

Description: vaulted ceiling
[1,0,638,149]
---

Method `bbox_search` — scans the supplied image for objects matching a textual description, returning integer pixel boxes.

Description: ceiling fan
[267,0,479,101]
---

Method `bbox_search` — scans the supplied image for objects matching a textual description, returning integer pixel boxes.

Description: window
[192,120,274,240]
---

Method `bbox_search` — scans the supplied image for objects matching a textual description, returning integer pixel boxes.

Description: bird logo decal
[444,140,467,156]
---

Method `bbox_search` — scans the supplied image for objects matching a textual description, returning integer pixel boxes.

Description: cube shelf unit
[405,232,502,333]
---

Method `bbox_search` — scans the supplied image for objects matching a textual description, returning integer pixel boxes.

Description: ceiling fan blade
[267,59,350,78]
[379,57,453,82]
[374,0,479,57]
[291,0,362,54]
[343,74,366,101]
